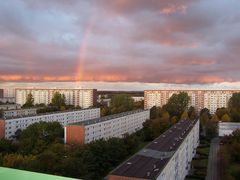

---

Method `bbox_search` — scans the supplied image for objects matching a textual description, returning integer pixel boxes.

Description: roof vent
[154,168,159,172]
[127,162,132,165]
[153,164,157,169]
[147,172,151,177]
[154,141,158,144]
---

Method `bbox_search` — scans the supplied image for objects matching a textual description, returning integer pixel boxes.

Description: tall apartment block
[64,109,150,144]
[0,108,100,139]
[144,90,239,114]
[108,119,199,180]
[15,88,97,108]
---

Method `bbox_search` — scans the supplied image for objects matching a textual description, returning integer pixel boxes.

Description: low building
[0,167,79,180]
[132,96,144,102]
[0,97,16,104]
[0,108,100,139]
[64,109,150,144]
[2,109,37,119]
[108,119,199,180]
[218,122,240,136]
[0,104,21,110]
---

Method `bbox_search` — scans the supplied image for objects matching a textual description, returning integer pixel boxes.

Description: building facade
[108,119,199,180]
[0,108,100,139]
[144,90,239,114]
[0,104,21,110]
[15,88,97,108]
[64,109,150,144]
[218,122,240,136]
[2,109,37,119]
[0,97,16,104]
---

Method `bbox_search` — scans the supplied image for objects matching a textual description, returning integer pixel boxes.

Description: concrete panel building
[15,88,97,108]
[144,90,239,114]
[0,104,21,111]
[64,109,150,144]
[108,119,199,180]
[2,109,37,119]
[218,122,240,136]
[0,108,100,139]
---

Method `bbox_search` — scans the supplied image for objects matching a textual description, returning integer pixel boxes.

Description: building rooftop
[0,167,79,180]
[2,108,99,120]
[109,118,198,179]
[68,109,149,126]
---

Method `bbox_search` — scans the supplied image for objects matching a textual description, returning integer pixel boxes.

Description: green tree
[22,93,34,108]
[110,94,134,114]
[188,106,196,120]
[51,92,66,109]
[228,93,240,122]
[221,114,231,122]
[164,92,190,118]
[150,106,158,119]
[18,122,63,154]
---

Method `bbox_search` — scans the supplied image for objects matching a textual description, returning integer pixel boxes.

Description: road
[206,137,220,180]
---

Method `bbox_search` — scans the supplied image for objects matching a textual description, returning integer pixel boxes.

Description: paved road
[206,137,220,180]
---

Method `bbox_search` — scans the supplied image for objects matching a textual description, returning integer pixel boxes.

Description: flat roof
[68,109,149,126]
[2,108,99,120]
[109,118,198,179]
[0,167,79,180]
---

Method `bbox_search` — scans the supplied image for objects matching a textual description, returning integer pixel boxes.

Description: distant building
[0,104,21,111]
[0,108,100,139]
[218,122,240,136]
[144,90,238,114]
[2,108,37,119]
[15,88,97,108]
[132,96,144,102]
[64,109,150,144]
[108,119,199,180]
[0,97,16,104]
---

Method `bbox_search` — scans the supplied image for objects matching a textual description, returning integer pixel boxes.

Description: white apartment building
[144,90,239,114]
[218,122,240,136]
[108,119,200,180]
[0,108,100,139]
[0,104,21,110]
[15,88,97,108]
[64,109,150,144]
[132,96,144,102]
[3,109,37,119]
[0,97,16,104]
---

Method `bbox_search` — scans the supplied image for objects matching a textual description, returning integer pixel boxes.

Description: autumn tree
[228,93,240,122]
[110,94,134,114]
[221,114,231,122]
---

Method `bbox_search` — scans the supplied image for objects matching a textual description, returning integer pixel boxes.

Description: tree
[180,111,189,120]
[110,94,134,114]
[164,92,190,118]
[18,122,63,154]
[51,92,66,109]
[228,93,240,122]
[188,106,196,120]
[210,114,219,123]
[221,114,231,122]
[150,106,158,119]
[22,93,34,108]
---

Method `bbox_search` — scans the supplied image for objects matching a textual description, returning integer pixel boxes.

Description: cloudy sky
[1,0,240,90]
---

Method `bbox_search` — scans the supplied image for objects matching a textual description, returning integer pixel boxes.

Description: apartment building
[0,104,21,110]
[218,122,240,136]
[2,108,37,119]
[0,97,16,104]
[144,90,239,114]
[108,119,199,180]
[64,109,150,144]
[0,108,100,139]
[15,88,97,108]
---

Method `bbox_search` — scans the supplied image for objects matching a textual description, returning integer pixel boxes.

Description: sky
[1,0,240,90]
